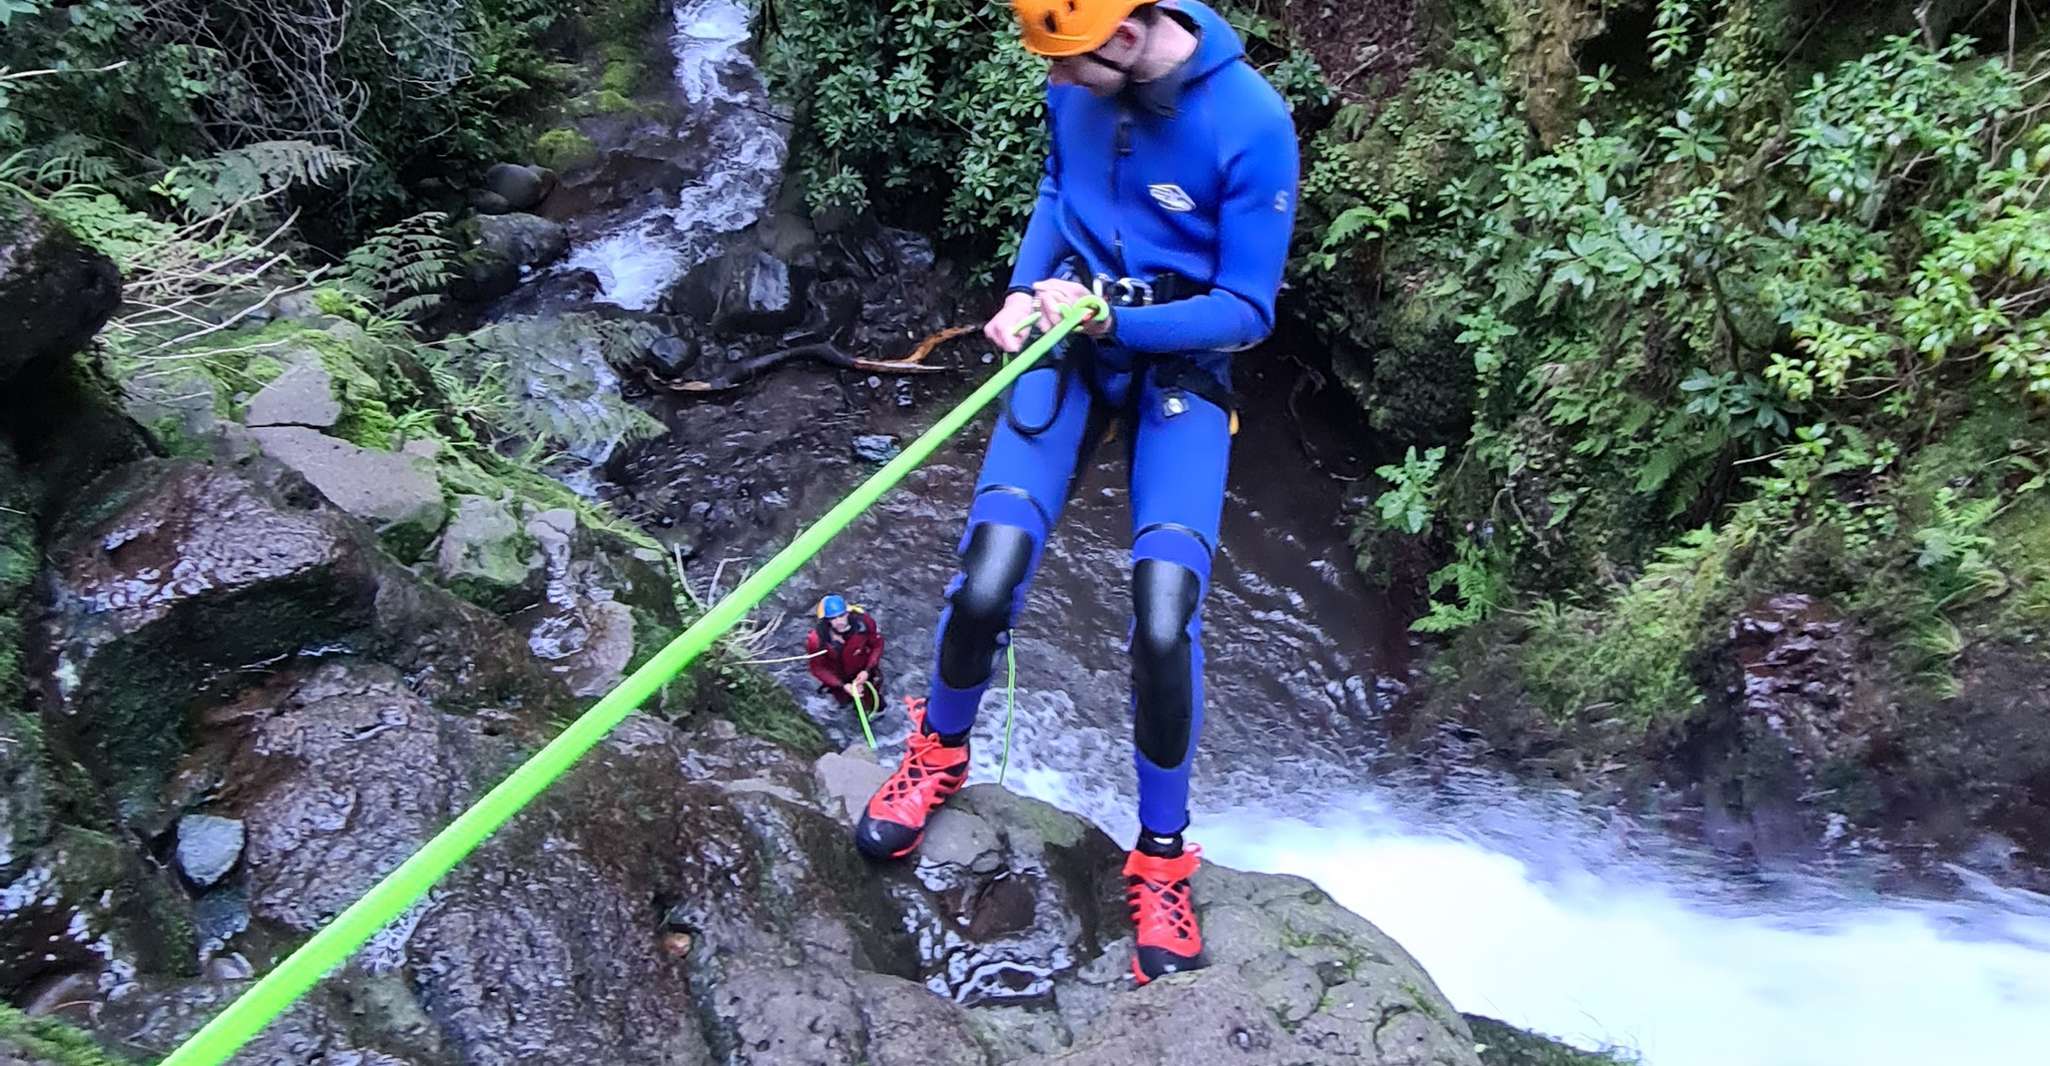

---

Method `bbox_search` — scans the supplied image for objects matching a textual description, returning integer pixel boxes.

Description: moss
[1520,524,1736,736]
[0,1003,131,1065]
[1995,494,2050,639]
[568,89,640,117]
[1467,1013,1638,1065]
[1,443,33,718]
[532,128,598,171]
[134,865,200,978]
[601,45,645,97]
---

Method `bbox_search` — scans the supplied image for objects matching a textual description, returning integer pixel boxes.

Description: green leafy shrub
[1308,5,2050,647]
[760,0,1329,273]
[1,0,566,230]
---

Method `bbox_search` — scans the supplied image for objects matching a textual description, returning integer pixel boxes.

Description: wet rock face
[218,663,460,932]
[35,457,568,824]
[37,460,379,815]
[67,702,1482,1066]
[454,213,572,303]
[667,245,810,337]
[510,508,677,699]
[1687,594,1896,858]
[0,205,122,383]
[1725,594,1885,775]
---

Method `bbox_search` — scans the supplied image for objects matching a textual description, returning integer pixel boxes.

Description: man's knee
[938,522,1038,686]
[1131,558,1201,766]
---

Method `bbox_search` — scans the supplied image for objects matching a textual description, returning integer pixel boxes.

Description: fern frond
[159,140,358,219]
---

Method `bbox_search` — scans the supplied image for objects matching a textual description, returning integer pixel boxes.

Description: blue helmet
[817,594,849,619]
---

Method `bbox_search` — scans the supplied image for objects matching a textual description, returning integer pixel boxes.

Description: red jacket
[806,609,884,703]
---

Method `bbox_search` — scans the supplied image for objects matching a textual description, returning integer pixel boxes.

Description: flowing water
[542,2,2050,1061]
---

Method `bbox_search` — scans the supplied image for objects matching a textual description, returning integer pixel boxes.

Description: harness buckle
[1092,274,1154,307]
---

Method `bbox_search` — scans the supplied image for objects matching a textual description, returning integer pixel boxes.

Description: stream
[536,2,2050,1062]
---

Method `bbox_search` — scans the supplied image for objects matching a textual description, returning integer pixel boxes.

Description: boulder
[433,495,542,612]
[173,815,245,888]
[481,162,559,213]
[119,363,223,455]
[0,205,122,383]
[853,434,901,463]
[247,426,446,556]
[37,460,380,815]
[36,458,557,826]
[243,357,341,429]
[647,333,701,375]
[511,508,676,699]
[667,246,810,337]
[452,213,570,303]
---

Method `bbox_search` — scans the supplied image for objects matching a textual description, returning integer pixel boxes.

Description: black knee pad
[1131,559,1200,767]
[937,522,1036,688]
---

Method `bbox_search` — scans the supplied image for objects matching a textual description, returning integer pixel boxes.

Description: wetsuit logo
[1148,183,1196,212]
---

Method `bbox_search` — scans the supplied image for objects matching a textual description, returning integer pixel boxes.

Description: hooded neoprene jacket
[1006,0,1299,357]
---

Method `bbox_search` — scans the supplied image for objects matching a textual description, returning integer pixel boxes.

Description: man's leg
[1121,371,1232,981]
[854,355,1097,861]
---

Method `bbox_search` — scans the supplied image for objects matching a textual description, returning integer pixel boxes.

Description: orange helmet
[1012,0,1160,58]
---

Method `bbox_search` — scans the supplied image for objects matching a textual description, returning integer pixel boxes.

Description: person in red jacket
[806,595,884,709]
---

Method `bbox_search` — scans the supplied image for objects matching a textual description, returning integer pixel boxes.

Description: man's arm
[1005,89,1073,294]
[858,620,885,674]
[805,631,845,688]
[1111,101,1298,353]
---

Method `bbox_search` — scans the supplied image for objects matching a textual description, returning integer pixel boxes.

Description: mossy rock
[533,128,598,172]
[568,90,641,118]
[0,1004,130,1066]
[601,48,645,97]
[1468,1014,1638,1065]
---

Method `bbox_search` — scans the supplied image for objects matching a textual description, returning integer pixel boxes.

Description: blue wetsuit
[921,0,1298,837]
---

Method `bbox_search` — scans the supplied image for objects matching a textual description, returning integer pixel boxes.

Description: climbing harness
[155,298,1108,1066]
[1001,271,1239,441]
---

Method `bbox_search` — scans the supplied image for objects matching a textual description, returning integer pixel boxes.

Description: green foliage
[0,0,567,230]
[1373,445,1445,535]
[762,0,1326,272]
[0,1003,127,1066]
[339,212,458,319]
[1412,536,1508,634]
[1308,4,2050,695]
[532,127,597,171]
[157,141,357,219]
[760,0,1047,271]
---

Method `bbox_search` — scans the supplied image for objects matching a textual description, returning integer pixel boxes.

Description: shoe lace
[1124,845,1202,948]
[872,698,965,820]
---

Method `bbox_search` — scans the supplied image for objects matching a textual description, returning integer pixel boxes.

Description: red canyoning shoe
[1125,842,1208,984]
[853,698,970,861]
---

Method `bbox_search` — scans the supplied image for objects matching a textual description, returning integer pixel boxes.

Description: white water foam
[1198,802,2050,1066]
[559,0,789,310]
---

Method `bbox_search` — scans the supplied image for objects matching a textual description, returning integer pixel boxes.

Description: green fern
[341,212,455,317]
[1412,537,1508,633]
[156,140,358,218]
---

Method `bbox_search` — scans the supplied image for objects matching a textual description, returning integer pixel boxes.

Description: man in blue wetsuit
[851,0,1298,985]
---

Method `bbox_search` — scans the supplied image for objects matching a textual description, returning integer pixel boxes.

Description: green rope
[851,684,876,750]
[997,638,1018,785]
[155,299,1106,1066]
